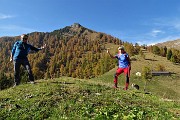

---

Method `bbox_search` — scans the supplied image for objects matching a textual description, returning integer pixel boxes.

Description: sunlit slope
[93,49,180,100]
[0,77,179,119]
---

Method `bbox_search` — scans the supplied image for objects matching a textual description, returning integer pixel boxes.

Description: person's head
[118,45,125,53]
[21,34,28,43]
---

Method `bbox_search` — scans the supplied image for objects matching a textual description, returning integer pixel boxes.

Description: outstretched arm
[30,44,46,52]
[107,49,116,58]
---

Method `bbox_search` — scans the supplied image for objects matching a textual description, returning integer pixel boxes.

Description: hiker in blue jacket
[107,45,131,90]
[10,34,46,87]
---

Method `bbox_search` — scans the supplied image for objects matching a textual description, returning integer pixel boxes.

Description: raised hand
[106,48,110,53]
[40,44,46,49]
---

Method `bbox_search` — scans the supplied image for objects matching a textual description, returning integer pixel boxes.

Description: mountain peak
[71,23,81,28]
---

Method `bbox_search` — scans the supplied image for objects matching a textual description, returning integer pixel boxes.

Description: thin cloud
[107,17,180,46]
[0,25,35,31]
[152,17,180,31]
[147,36,180,46]
[136,41,145,45]
[140,17,180,45]
[0,13,14,19]
[149,29,164,37]
[156,36,180,43]
[170,21,180,30]
[0,25,37,37]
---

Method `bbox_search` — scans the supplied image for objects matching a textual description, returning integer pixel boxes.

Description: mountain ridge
[0,23,124,81]
[155,39,180,50]
[1,23,180,49]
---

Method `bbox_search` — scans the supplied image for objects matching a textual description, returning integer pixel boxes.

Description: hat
[118,46,124,50]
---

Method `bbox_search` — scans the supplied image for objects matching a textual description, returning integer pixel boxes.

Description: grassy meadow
[0,50,180,120]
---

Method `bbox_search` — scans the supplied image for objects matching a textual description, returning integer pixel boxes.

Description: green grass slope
[0,49,180,120]
[0,77,180,120]
[93,49,180,100]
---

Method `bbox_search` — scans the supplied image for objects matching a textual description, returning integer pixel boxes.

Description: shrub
[155,64,166,71]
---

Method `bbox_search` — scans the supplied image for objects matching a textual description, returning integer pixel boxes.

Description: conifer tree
[167,49,172,60]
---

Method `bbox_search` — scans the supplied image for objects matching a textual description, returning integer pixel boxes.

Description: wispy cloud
[152,17,180,31]
[137,17,180,45]
[105,18,177,46]
[0,25,37,37]
[150,29,164,37]
[0,13,14,19]
[170,20,180,30]
[156,36,180,43]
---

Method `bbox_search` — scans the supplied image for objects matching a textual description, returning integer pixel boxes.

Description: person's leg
[114,68,123,88]
[123,67,130,90]
[13,60,21,86]
[23,59,34,83]
[124,74,129,90]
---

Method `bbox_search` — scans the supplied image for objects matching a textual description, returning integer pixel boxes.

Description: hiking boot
[13,84,16,88]
[113,83,118,88]
[123,87,128,90]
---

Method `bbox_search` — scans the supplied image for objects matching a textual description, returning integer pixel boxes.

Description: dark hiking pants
[13,59,34,85]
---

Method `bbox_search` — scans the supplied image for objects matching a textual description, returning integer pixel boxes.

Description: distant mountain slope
[0,23,129,80]
[155,39,180,50]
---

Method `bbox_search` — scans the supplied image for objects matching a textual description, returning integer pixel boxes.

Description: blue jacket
[115,53,130,68]
[11,40,41,60]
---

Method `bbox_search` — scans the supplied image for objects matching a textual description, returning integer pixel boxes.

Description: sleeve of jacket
[11,41,18,57]
[29,44,41,52]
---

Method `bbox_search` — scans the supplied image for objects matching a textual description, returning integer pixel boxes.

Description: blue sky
[1,0,180,45]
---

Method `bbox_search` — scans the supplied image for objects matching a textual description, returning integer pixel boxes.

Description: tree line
[147,45,180,64]
[0,25,139,90]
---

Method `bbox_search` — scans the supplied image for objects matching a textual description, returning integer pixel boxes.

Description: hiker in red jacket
[107,45,131,90]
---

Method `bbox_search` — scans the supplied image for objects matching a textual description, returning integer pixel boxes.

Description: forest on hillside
[0,24,139,89]
[147,45,180,64]
[0,24,179,90]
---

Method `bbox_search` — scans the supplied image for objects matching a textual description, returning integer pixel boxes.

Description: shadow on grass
[51,81,75,85]
[145,58,158,61]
